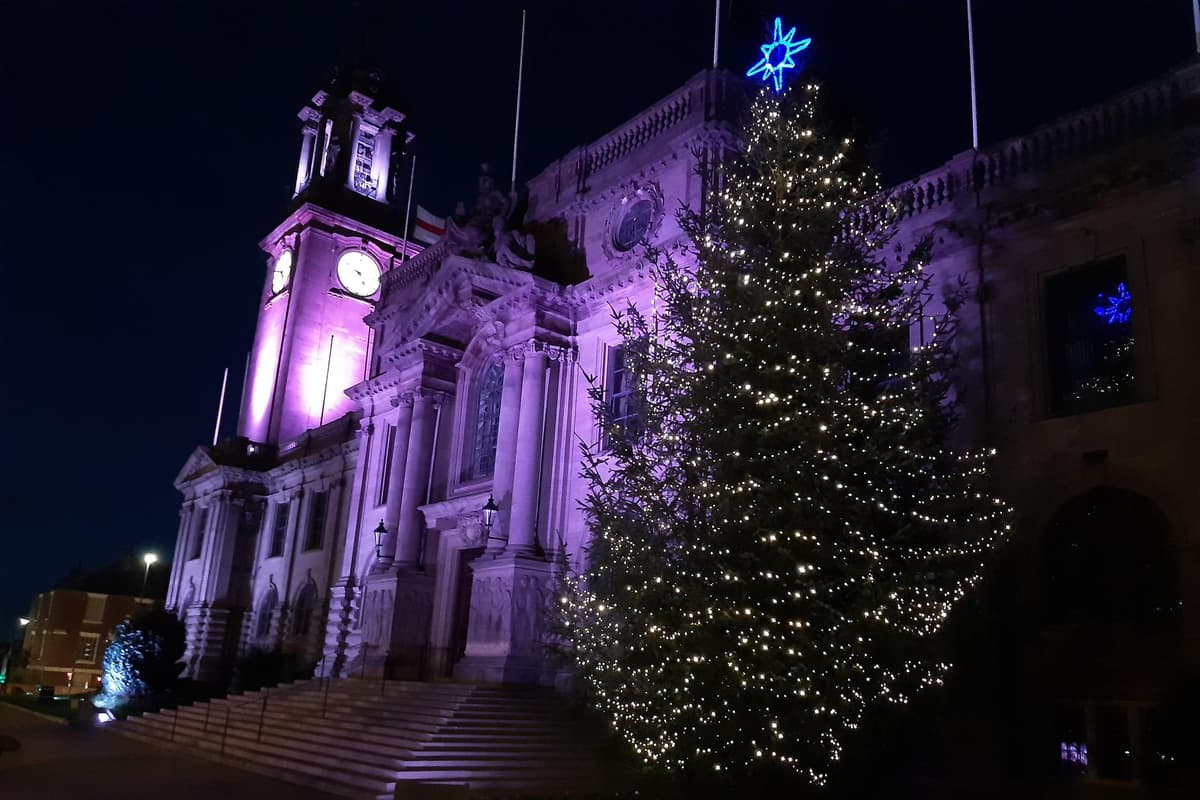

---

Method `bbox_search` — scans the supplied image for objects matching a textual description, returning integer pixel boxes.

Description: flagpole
[966,0,980,150]
[212,367,229,446]
[401,155,415,262]
[1192,0,1200,54]
[510,9,527,194]
[712,0,721,68]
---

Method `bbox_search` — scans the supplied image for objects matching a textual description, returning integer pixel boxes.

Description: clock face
[336,251,381,297]
[613,198,656,252]
[270,250,293,294]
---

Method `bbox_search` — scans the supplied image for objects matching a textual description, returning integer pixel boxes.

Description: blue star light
[746,17,811,93]
[1093,282,1132,325]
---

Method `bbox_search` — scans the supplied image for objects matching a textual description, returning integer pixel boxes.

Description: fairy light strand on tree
[558,82,1013,786]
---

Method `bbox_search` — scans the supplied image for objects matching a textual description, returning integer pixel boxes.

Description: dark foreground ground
[0,703,335,799]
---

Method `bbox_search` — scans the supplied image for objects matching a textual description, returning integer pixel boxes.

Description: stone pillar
[359,570,435,679]
[454,556,556,684]
[165,505,193,611]
[203,492,244,603]
[379,393,414,563]
[395,389,440,567]
[507,347,549,554]
[189,605,239,685]
[488,350,526,552]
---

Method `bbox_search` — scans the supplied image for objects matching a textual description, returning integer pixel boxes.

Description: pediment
[174,446,218,489]
[377,255,540,355]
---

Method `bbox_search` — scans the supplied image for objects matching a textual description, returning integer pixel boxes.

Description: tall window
[303,492,328,551]
[468,363,504,480]
[377,425,396,506]
[317,119,333,176]
[268,502,289,558]
[1045,257,1136,415]
[189,508,209,560]
[255,587,277,642]
[604,344,641,446]
[351,129,376,195]
[291,583,318,639]
[76,633,100,663]
[83,595,105,624]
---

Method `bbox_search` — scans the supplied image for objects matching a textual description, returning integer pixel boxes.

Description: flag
[413,205,445,245]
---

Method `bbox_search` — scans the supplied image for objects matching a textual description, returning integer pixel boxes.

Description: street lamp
[140,552,159,599]
[373,520,387,560]
[17,618,29,627]
[481,495,500,543]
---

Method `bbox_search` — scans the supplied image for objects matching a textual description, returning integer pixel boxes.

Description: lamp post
[481,495,500,544]
[140,552,159,599]
[373,520,387,560]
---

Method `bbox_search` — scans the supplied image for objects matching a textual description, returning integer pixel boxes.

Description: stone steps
[107,679,616,797]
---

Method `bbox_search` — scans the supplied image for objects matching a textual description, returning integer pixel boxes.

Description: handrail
[163,652,330,760]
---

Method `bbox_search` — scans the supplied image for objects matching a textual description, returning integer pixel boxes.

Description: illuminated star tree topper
[746,16,811,92]
[1093,282,1132,325]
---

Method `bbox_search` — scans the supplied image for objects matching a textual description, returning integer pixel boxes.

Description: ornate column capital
[413,387,447,407]
[391,390,414,409]
[511,338,575,363]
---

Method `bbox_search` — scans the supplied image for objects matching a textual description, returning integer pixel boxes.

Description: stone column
[165,505,193,611]
[454,556,556,684]
[394,389,440,567]
[488,350,526,552]
[379,393,414,563]
[506,346,549,554]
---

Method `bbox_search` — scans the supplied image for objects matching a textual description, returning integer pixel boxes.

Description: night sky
[0,0,1190,632]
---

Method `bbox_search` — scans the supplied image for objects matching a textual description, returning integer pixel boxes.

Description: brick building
[17,590,156,695]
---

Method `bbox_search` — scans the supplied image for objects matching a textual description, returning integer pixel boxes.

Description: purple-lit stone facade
[166,61,1200,778]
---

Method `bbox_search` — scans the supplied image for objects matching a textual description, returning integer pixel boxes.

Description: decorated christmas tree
[559,76,1012,785]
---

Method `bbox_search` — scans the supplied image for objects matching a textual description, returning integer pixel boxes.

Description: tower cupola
[293,66,412,206]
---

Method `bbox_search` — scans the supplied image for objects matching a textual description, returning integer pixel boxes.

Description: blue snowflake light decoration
[746,17,811,93]
[1093,282,1132,325]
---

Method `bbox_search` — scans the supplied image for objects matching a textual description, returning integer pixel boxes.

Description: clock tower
[238,66,417,445]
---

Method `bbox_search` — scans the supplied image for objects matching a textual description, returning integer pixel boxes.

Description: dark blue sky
[0,0,1190,632]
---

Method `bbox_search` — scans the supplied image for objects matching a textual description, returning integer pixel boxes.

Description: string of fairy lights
[559,83,1012,785]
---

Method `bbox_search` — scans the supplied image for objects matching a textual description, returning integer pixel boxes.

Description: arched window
[255,586,278,642]
[468,362,504,480]
[292,582,318,639]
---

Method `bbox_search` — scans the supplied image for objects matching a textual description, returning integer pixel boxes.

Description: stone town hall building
[166,60,1200,783]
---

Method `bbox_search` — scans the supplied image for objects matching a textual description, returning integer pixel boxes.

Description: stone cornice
[385,337,464,369]
[258,202,415,257]
[419,488,492,527]
[345,368,406,402]
[882,59,1200,228]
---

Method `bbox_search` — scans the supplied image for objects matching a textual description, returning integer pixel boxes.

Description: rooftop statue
[443,164,535,270]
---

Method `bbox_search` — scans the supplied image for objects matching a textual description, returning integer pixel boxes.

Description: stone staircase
[105,679,621,798]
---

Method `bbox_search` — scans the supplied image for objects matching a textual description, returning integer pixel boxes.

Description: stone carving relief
[363,587,394,647]
[458,511,486,547]
[469,576,513,650]
[512,575,551,652]
[465,572,555,657]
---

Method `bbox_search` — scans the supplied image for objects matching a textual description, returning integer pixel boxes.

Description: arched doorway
[1042,486,1177,632]
[1037,486,1184,785]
